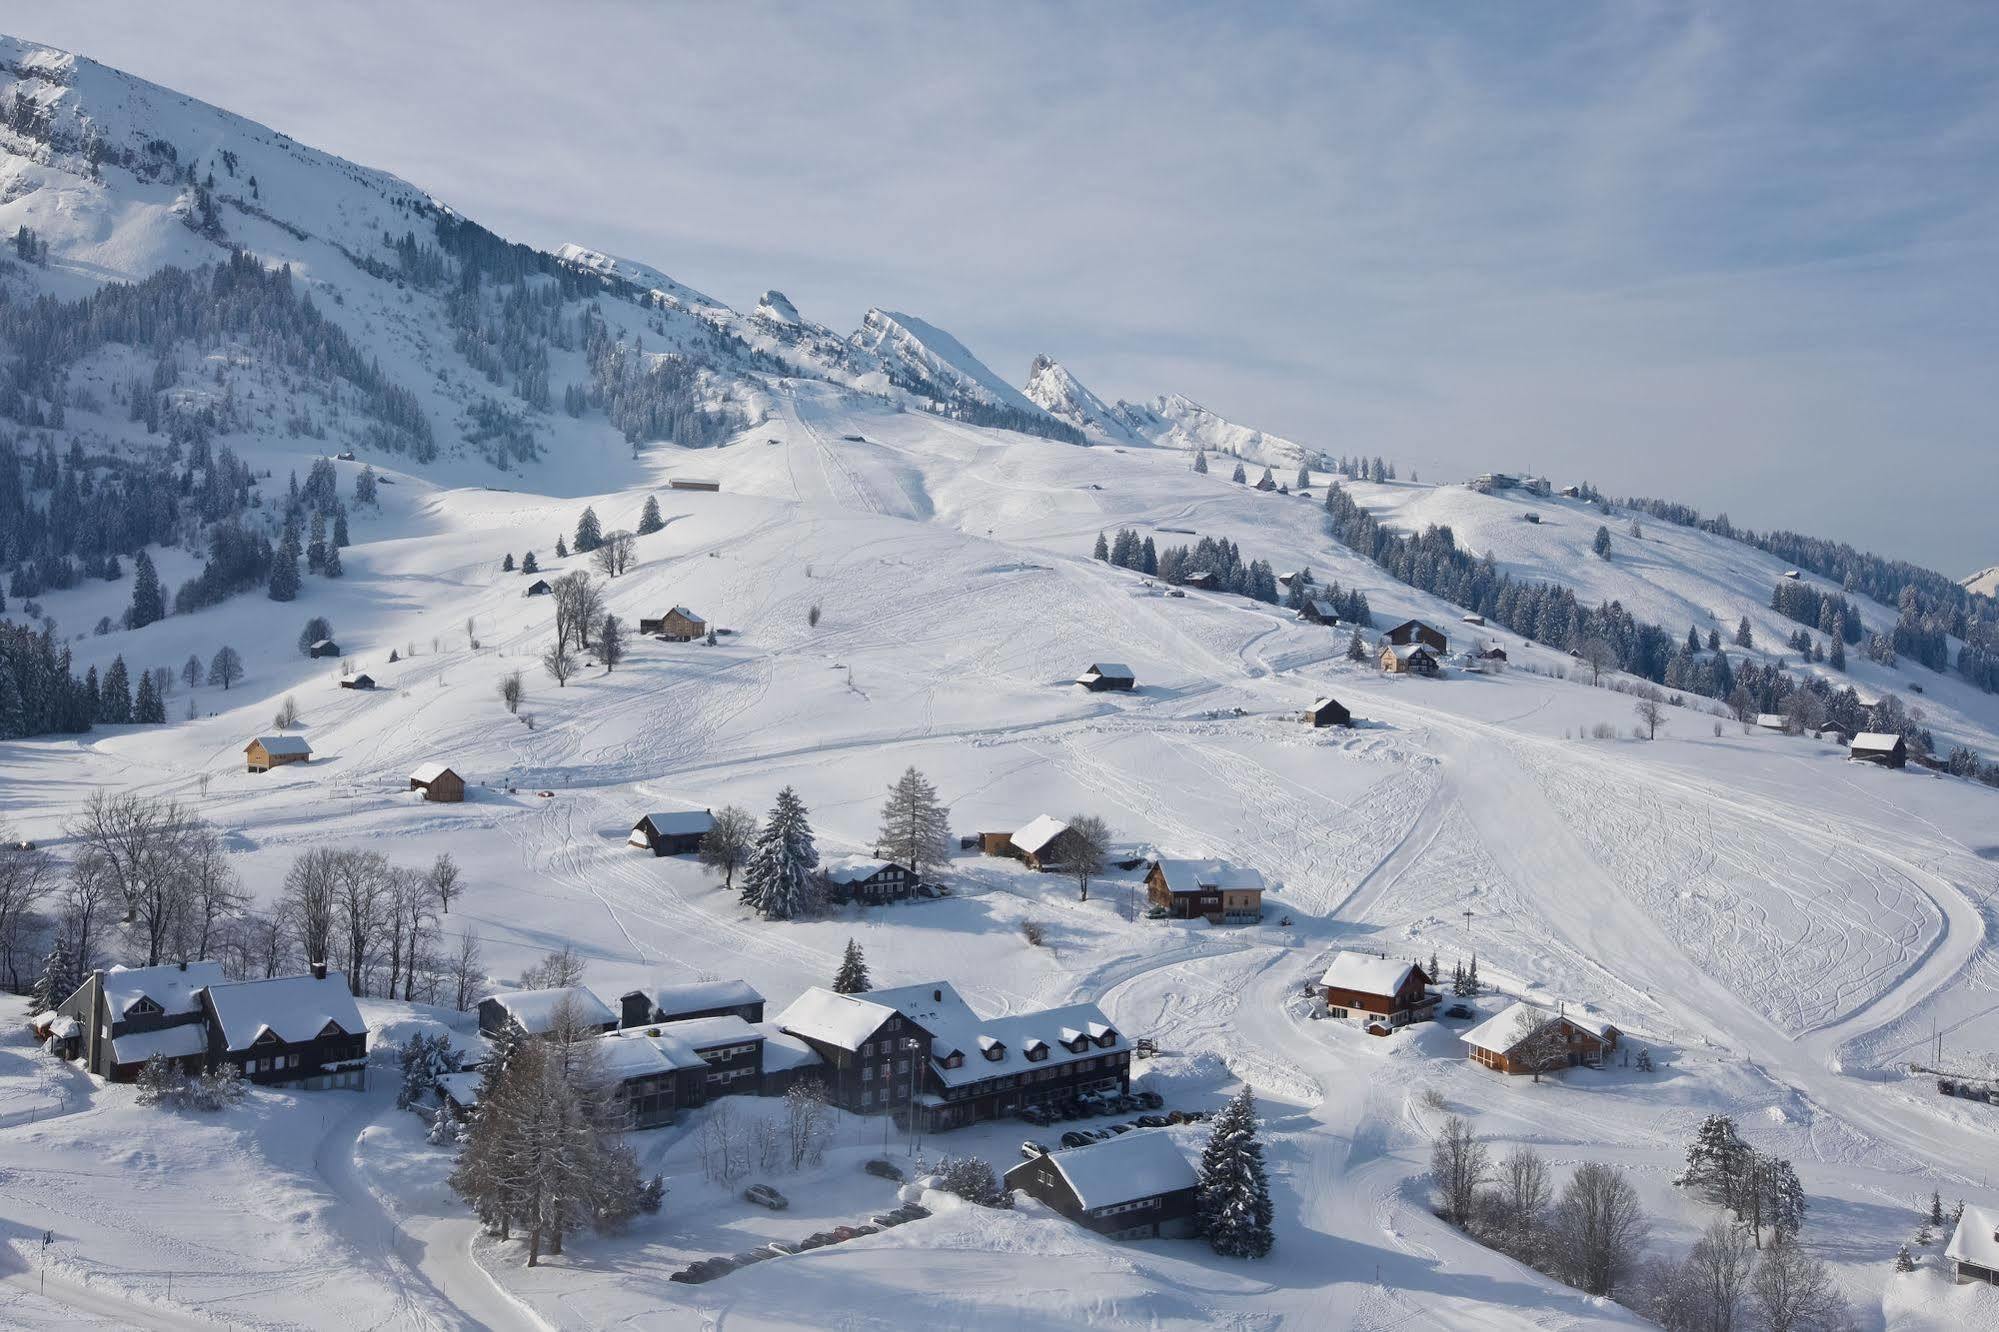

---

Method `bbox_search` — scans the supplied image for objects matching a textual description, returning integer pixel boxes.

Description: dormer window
[319,1020,345,1038]
[1094,1028,1118,1048]
[129,996,162,1016]
[252,1028,280,1046]
[1025,1040,1048,1062]
[982,1041,1006,1062]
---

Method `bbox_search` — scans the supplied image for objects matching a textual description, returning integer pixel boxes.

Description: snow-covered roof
[436,1070,481,1108]
[111,1023,208,1065]
[102,961,225,1018]
[249,735,312,756]
[657,1014,761,1050]
[663,605,705,621]
[203,972,367,1051]
[597,1028,705,1078]
[1310,697,1345,713]
[636,810,715,836]
[628,977,762,1019]
[484,985,617,1035]
[1040,1130,1197,1210]
[310,639,336,649]
[1946,1204,1999,1272]
[824,855,906,885]
[869,981,981,1031]
[339,672,372,685]
[1756,714,1787,729]
[775,987,902,1050]
[410,761,457,783]
[1010,815,1072,856]
[925,1001,1126,1089]
[1077,662,1135,682]
[1306,598,1339,618]
[754,1023,825,1073]
[1851,732,1904,752]
[1385,642,1438,661]
[1460,1000,1555,1054]
[1320,952,1421,997]
[1150,859,1266,896]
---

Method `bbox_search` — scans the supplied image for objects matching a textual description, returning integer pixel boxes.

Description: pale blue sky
[14,1,1999,573]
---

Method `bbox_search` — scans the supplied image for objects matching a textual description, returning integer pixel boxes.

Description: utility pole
[1462,907,1474,942]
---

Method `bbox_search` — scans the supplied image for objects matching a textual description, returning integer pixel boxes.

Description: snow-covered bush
[397,1031,463,1112]
[936,1156,1012,1209]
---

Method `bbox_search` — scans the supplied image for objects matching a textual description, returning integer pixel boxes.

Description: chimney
[178,960,187,972]
[309,960,328,981]
[932,989,942,1003]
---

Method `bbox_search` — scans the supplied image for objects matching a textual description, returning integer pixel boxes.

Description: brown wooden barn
[1076,663,1136,691]
[246,736,312,772]
[1304,696,1351,727]
[1461,1001,1619,1075]
[1318,952,1437,1033]
[669,478,720,492]
[1003,1131,1199,1240]
[1380,642,1441,675]
[1145,859,1265,924]
[307,638,340,658]
[339,672,376,690]
[639,607,707,641]
[409,762,466,802]
[1849,732,1908,768]
[524,578,552,597]
[1383,620,1448,652]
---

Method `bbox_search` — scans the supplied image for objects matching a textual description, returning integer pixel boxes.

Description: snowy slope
[1963,565,1999,599]
[5,33,1999,1332]
[1023,354,1142,443]
[1114,391,1321,468]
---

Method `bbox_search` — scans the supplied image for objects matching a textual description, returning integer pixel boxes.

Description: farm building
[477,986,619,1041]
[1947,1204,1999,1285]
[1849,733,1908,768]
[629,809,715,856]
[409,762,465,802]
[1380,642,1441,676]
[307,638,340,658]
[1180,571,1219,590]
[1461,1001,1619,1075]
[1557,485,1581,498]
[1008,815,1082,871]
[1319,953,1437,1034]
[1522,512,1541,525]
[1756,713,1789,732]
[640,606,708,640]
[1304,697,1352,728]
[1145,859,1265,924]
[670,477,721,491]
[245,736,312,772]
[823,856,919,905]
[1461,613,1486,626]
[1298,598,1341,626]
[1383,620,1448,653]
[524,578,552,597]
[1076,662,1136,691]
[619,979,767,1029]
[1003,1131,1199,1240]
[338,672,375,690]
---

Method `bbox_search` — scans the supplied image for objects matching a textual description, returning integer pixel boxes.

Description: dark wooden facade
[1304,697,1352,727]
[825,860,916,905]
[53,965,217,1080]
[629,811,715,856]
[410,766,466,802]
[1384,620,1448,653]
[1003,1147,1197,1240]
[618,982,766,1029]
[785,1010,926,1118]
[1322,964,1437,1032]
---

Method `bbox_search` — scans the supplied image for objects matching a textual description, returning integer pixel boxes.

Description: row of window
[246,1052,299,1074]
[1093,1197,1160,1219]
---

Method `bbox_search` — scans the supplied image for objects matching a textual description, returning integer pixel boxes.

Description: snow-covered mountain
[1114,392,1322,468]
[1963,566,1999,599]
[1022,354,1140,443]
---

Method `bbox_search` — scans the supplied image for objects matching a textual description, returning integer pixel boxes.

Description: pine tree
[1140,537,1157,576]
[555,535,568,559]
[1197,1086,1274,1258]
[1094,532,1110,562]
[355,465,377,505]
[742,786,819,920]
[134,668,163,723]
[1735,616,1754,649]
[833,938,870,994]
[1231,461,1247,484]
[1345,626,1368,662]
[522,551,538,574]
[100,655,132,723]
[333,509,350,547]
[503,553,516,572]
[128,550,165,629]
[1677,1113,1752,1211]
[637,495,664,535]
[1296,465,1311,490]
[1930,1190,1944,1226]
[269,528,300,601]
[1592,525,1613,559]
[1894,1244,1916,1272]
[27,920,78,1012]
[1192,450,1207,474]
[323,541,343,578]
[877,766,950,882]
[574,506,602,553]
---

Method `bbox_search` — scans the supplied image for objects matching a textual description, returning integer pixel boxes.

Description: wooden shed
[308,639,340,658]
[1849,732,1907,768]
[339,672,375,690]
[246,736,312,772]
[630,810,716,856]
[1304,697,1352,728]
[669,478,720,492]
[640,607,707,641]
[1076,663,1136,692]
[1383,620,1447,653]
[409,762,466,802]
[524,579,552,597]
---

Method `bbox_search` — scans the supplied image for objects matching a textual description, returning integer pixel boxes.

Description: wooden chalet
[1007,815,1082,871]
[640,606,707,641]
[1004,1131,1199,1240]
[1756,713,1789,732]
[1180,571,1219,590]
[629,809,715,856]
[1304,696,1351,728]
[775,981,1130,1132]
[1461,613,1486,626]
[409,762,466,802]
[1145,859,1265,924]
[1947,1205,1999,1285]
[669,477,721,491]
[824,856,918,905]
[1383,620,1448,653]
[1461,1000,1619,1075]
[1379,641,1441,676]
[1076,662,1136,692]
[478,986,619,1041]
[201,963,369,1089]
[619,978,766,1029]
[245,735,312,772]
[1556,485,1581,498]
[1849,732,1907,768]
[524,578,552,597]
[308,638,340,658]
[1298,597,1341,626]
[51,961,225,1080]
[338,672,375,690]
[1319,952,1437,1034]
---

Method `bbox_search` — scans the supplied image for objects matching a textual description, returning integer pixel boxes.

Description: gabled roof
[1851,732,1904,752]
[111,1024,209,1066]
[636,809,715,836]
[203,971,367,1050]
[1756,713,1787,729]
[1151,859,1266,896]
[101,962,225,1018]
[1460,1000,1556,1055]
[627,978,763,1019]
[483,985,617,1035]
[1038,1130,1197,1209]
[824,855,907,885]
[1309,696,1348,714]
[1079,662,1134,680]
[658,1014,761,1050]
[1010,815,1072,856]
[1946,1204,1999,1272]
[775,987,901,1050]
[662,605,706,622]
[597,1028,707,1078]
[310,639,337,649]
[1305,598,1340,618]
[410,761,458,784]
[1385,642,1439,661]
[1320,951,1421,997]
[754,1023,826,1073]
[868,981,981,1031]
[925,1001,1125,1088]
[249,735,312,756]
[339,673,373,686]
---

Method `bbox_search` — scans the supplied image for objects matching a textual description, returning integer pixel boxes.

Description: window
[862,1064,874,1081]
[129,996,162,1016]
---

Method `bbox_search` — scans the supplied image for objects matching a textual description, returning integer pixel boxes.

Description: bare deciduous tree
[1431,1114,1490,1228]
[1750,1240,1852,1332]
[1550,1161,1649,1297]
[599,614,624,672]
[430,852,463,915]
[551,571,603,653]
[1579,637,1618,686]
[0,830,57,990]
[1633,687,1667,741]
[451,931,485,1011]
[520,944,585,990]
[1065,813,1112,902]
[698,806,758,892]
[541,640,575,687]
[280,848,341,968]
[499,669,524,714]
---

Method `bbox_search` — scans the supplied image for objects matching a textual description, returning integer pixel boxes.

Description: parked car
[1106,1122,1134,1135]
[870,1213,903,1228]
[800,1232,837,1250]
[744,1183,789,1210]
[1134,1090,1164,1109]
[1111,1094,1140,1113]
[1019,1105,1052,1126]
[851,1224,880,1238]
[1135,1113,1172,1129]
[864,1158,906,1182]
[901,1203,932,1219]
[1020,1141,1049,1160]
[1444,1003,1475,1020]
[766,1240,800,1256]
[1060,1130,1094,1149]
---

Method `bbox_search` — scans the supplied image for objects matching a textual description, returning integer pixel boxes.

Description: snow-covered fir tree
[1094,531,1109,561]
[127,550,165,629]
[1198,1085,1274,1258]
[1231,461,1247,484]
[742,786,820,920]
[877,766,950,881]
[1192,449,1208,474]
[833,938,871,994]
[573,506,602,552]
[1676,1113,1751,1210]
[637,494,664,534]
